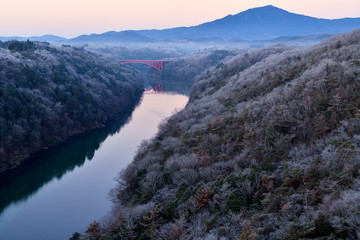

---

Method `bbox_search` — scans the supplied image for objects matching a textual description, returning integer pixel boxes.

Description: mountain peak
[262,5,280,9]
[138,5,360,41]
[242,5,289,14]
[69,5,360,42]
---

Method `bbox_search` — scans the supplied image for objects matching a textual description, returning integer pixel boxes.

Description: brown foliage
[85,220,101,240]
[196,186,215,208]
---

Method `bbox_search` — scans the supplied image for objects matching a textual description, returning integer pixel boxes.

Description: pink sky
[1,0,360,38]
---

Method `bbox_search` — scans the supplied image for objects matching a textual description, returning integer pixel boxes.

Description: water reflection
[161,80,193,95]
[0,100,139,215]
[0,91,189,240]
[136,65,193,95]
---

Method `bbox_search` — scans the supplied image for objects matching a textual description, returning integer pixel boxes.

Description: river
[0,92,188,240]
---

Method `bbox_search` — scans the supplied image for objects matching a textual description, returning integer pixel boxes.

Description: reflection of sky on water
[0,93,188,240]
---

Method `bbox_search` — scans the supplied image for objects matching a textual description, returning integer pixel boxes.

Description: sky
[1,0,360,38]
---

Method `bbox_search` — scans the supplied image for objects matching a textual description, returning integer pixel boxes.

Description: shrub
[224,190,247,213]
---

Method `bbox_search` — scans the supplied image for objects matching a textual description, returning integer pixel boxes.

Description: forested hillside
[98,30,360,239]
[149,50,240,86]
[93,46,184,61]
[0,40,143,172]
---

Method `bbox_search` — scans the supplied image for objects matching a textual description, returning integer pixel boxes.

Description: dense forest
[87,30,360,239]
[0,40,143,172]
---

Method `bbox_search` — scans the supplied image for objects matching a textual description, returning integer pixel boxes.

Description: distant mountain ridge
[1,5,360,43]
[0,35,66,43]
[69,30,154,43]
[136,5,360,40]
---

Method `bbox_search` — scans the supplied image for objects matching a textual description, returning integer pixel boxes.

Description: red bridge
[143,83,163,93]
[119,60,170,71]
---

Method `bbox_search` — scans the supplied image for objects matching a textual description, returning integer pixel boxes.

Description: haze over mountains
[1,5,360,43]
[69,31,155,43]
[136,5,360,41]
[0,35,66,43]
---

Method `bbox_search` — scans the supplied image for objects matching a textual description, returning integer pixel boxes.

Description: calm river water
[0,92,188,240]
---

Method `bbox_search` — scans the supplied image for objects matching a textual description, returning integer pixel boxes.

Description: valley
[100,30,360,239]
[1,4,360,240]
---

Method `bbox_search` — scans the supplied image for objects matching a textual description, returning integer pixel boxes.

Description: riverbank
[103,30,360,239]
[0,40,144,172]
[0,92,188,240]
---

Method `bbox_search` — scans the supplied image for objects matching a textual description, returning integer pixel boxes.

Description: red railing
[119,60,170,93]
[118,60,170,71]
[143,83,163,93]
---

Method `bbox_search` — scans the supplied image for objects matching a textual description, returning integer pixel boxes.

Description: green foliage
[152,141,161,151]
[205,214,219,231]
[162,148,174,159]
[69,232,82,240]
[160,201,177,222]
[246,166,259,182]
[312,214,334,238]
[260,155,276,171]
[176,183,188,199]
[225,173,243,187]
[224,190,247,213]
[8,40,35,52]
[279,220,316,240]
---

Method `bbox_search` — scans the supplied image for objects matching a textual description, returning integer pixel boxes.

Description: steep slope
[101,30,360,239]
[137,5,360,40]
[0,40,143,172]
